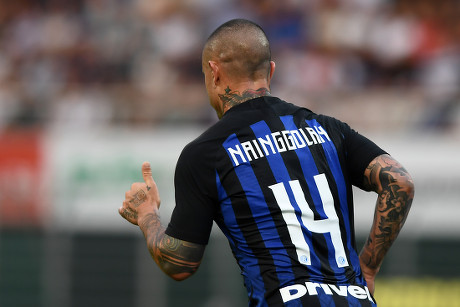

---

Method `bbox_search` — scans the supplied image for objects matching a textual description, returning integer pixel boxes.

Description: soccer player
[119,19,414,306]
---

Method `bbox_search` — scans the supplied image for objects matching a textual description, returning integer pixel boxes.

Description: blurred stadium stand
[0,0,459,306]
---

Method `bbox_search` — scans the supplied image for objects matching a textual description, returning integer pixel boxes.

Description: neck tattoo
[219,87,271,109]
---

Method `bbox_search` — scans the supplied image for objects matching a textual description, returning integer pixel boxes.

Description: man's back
[120,18,413,307]
[169,96,382,306]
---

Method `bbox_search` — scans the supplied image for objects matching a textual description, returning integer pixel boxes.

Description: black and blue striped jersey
[166,96,385,306]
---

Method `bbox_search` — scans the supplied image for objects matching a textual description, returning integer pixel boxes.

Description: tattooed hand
[119,162,204,281]
[119,162,161,226]
[359,154,414,294]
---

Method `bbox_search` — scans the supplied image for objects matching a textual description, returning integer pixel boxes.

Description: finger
[118,206,124,216]
[119,205,129,219]
[141,161,155,188]
[119,201,129,215]
[119,205,139,225]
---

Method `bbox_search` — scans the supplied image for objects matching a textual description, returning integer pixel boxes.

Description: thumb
[141,161,155,187]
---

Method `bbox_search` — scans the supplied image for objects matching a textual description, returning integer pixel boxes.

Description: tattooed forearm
[360,155,414,271]
[139,213,205,281]
[218,87,270,109]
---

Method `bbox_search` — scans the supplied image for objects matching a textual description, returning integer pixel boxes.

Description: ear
[208,61,220,87]
[269,61,276,81]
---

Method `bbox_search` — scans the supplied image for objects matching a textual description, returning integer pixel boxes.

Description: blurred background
[0,0,459,306]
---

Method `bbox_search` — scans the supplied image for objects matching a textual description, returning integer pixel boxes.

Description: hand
[359,253,379,295]
[119,162,161,225]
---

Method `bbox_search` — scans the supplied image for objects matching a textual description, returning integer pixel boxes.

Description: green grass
[375,278,460,307]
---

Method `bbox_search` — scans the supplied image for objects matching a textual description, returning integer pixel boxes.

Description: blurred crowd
[0,0,459,131]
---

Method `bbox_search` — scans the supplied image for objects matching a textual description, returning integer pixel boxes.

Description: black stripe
[217,132,282,305]
[274,117,337,283]
[241,125,315,305]
[309,124,358,282]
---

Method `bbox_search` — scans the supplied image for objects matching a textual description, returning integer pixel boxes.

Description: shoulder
[300,111,353,141]
[312,113,349,128]
[177,122,226,168]
[266,96,310,116]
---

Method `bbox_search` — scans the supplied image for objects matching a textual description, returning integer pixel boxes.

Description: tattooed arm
[359,154,414,294]
[138,213,205,281]
[119,162,205,281]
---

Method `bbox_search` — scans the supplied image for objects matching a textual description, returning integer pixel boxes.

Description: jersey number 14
[269,174,349,268]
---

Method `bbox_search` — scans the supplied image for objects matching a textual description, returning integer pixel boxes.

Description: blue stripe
[251,120,323,277]
[306,119,361,280]
[223,132,297,296]
[215,170,268,307]
[317,290,337,307]
[251,121,325,307]
[250,121,291,182]
[280,115,344,279]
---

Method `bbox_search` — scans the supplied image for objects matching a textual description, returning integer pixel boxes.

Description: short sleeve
[342,124,387,190]
[165,143,217,245]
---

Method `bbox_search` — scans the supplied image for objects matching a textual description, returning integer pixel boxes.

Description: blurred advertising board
[4,127,458,237]
[46,128,202,232]
[0,129,45,227]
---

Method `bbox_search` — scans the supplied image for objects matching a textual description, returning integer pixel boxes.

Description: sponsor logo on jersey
[227,125,331,166]
[279,282,375,303]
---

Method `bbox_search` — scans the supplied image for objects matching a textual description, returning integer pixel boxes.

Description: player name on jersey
[280,282,375,304]
[227,124,331,166]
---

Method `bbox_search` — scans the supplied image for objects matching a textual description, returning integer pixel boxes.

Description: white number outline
[269,174,348,268]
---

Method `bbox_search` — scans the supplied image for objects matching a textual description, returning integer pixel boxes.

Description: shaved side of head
[203,19,272,82]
